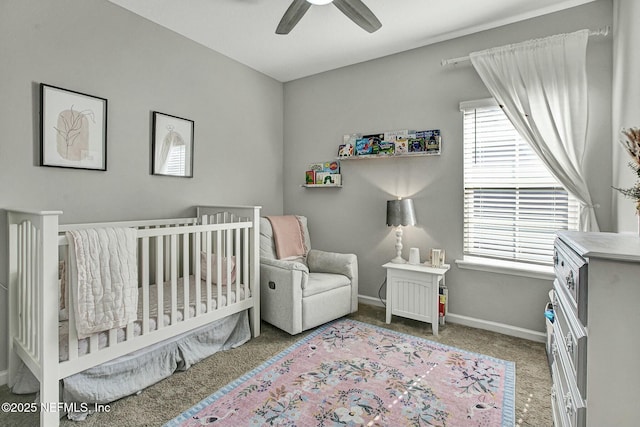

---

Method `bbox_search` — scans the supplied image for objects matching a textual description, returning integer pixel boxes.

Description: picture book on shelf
[408,134,426,153]
[373,141,395,155]
[305,170,315,184]
[315,172,341,185]
[385,130,409,154]
[323,160,340,173]
[338,143,354,157]
[355,138,373,155]
[308,162,324,172]
[363,133,384,146]
[419,129,441,153]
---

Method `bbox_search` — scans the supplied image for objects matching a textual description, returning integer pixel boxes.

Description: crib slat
[126,322,134,342]
[217,232,223,308]
[20,223,27,348]
[90,334,99,354]
[33,228,41,361]
[243,227,249,300]
[25,224,33,355]
[206,231,212,313]
[31,225,38,357]
[156,236,164,330]
[194,232,202,317]
[225,229,232,303]
[17,223,24,345]
[182,233,190,321]
[32,226,39,357]
[67,249,79,361]
[142,237,150,335]
[109,329,117,348]
[164,226,171,279]
[234,228,240,301]
[170,234,178,325]
[226,228,232,291]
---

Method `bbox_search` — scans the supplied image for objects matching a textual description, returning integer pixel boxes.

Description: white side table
[383,262,450,335]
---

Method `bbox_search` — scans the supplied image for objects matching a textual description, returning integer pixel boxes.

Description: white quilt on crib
[67,227,138,338]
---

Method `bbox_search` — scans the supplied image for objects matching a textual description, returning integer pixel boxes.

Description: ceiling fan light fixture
[277,0,381,35]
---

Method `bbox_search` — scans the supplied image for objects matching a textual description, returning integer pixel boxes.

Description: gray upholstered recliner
[259,216,358,335]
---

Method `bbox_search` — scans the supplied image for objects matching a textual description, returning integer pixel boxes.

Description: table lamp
[386,198,417,263]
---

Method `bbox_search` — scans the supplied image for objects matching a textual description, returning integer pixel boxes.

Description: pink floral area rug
[165,319,515,426]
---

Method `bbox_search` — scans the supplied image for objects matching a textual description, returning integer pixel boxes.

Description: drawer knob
[554,252,559,265]
[566,271,575,290]
[564,393,574,416]
[565,333,574,354]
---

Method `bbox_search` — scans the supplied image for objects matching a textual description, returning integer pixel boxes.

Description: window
[165,145,186,176]
[461,99,578,265]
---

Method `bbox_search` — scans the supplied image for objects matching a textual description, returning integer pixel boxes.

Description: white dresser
[551,231,640,427]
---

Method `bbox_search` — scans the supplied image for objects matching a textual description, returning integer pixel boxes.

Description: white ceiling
[108,0,597,82]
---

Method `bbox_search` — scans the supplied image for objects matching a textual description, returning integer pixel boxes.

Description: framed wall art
[152,111,194,178]
[40,83,107,170]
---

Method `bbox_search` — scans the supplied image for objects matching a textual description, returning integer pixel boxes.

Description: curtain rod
[440,26,610,67]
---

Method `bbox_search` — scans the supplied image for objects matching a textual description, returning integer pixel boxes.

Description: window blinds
[165,145,186,176]
[462,100,579,265]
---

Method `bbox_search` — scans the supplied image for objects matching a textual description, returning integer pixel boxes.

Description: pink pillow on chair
[200,252,236,285]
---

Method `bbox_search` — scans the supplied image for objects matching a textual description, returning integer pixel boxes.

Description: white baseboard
[358,295,384,308]
[0,370,7,386]
[446,313,546,343]
[357,295,545,343]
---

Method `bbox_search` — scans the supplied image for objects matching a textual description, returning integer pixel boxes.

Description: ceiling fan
[276,0,382,35]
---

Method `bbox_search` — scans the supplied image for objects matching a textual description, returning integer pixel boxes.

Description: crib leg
[6,345,19,389]
[40,376,60,426]
[249,305,261,338]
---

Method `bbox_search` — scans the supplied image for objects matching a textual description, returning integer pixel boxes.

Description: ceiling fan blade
[276,0,312,34]
[333,0,381,33]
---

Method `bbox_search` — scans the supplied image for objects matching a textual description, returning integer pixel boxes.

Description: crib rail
[57,217,258,378]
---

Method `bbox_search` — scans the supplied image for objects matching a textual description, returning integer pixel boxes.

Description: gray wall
[0,0,284,372]
[612,0,640,232]
[0,0,616,375]
[283,0,613,333]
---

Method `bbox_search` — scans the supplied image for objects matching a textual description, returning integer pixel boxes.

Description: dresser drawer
[553,281,587,399]
[554,238,588,323]
[552,341,586,427]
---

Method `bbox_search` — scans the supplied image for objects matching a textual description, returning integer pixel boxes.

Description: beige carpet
[0,304,552,426]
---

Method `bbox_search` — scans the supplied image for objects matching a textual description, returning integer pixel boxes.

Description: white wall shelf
[301,184,343,188]
[337,152,440,161]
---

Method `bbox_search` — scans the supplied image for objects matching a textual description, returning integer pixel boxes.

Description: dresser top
[557,231,640,263]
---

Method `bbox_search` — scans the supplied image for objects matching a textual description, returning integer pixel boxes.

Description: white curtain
[469,29,599,232]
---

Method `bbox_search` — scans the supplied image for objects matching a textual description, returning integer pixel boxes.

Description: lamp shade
[386,199,417,227]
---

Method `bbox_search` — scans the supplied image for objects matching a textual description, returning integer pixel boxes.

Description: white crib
[7,205,261,426]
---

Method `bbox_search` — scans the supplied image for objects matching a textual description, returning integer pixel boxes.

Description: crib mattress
[58,276,251,362]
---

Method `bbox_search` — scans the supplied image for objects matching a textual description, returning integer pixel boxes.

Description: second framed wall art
[151,111,194,178]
